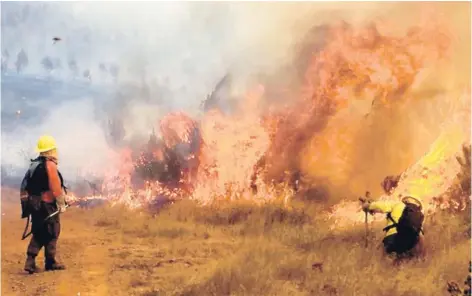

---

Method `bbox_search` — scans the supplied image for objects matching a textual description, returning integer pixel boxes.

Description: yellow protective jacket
[367,201,406,237]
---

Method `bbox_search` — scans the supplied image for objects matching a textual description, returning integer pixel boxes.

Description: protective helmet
[402,196,423,208]
[36,135,57,153]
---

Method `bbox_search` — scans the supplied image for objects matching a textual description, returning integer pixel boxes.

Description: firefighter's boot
[24,256,37,274]
[45,259,66,271]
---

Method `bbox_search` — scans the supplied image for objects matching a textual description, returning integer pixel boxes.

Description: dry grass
[88,198,470,296]
[3,148,469,295]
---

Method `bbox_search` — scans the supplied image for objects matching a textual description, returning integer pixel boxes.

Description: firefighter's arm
[19,170,30,218]
[45,160,67,212]
[20,170,29,199]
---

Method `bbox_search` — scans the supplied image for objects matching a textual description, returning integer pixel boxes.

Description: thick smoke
[1,2,469,200]
[0,2,298,182]
[1,2,378,181]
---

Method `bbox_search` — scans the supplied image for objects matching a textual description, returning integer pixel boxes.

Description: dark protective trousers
[26,201,61,265]
[382,232,419,255]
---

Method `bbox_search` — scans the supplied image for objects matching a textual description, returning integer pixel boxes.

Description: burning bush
[133,133,181,186]
[446,144,472,236]
[432,144,472,216]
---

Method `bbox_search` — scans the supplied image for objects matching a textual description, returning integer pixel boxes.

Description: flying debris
[52,37,62,45]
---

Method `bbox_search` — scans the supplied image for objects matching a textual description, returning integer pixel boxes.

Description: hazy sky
[2,1,323,179]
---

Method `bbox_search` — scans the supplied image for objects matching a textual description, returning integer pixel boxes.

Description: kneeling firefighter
[20,135,68,274]
[361,196,425,257]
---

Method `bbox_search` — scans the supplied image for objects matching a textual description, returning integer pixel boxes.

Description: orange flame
[192,86,273,203]
[73,13,468,222]
[329,91,470,228]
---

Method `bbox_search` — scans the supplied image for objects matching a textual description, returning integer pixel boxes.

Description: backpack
[20,160,42,218]
[385,202,424,236]
[20,158,68,218]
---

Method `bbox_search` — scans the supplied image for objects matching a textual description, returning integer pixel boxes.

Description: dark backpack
[20,158,68,218]
[385,202,424,236]
[20,160,42,218]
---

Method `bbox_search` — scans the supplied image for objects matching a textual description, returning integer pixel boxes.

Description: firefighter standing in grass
[361,196,425,258]
[20,135,67,274]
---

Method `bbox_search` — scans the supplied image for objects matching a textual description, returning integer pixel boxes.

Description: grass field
[2,190,470,296]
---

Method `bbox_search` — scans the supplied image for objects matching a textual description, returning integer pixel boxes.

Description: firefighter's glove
[56,195,67,213]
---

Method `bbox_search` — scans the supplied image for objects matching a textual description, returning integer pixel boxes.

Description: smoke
[296,2,471,200]
[0,2,343,180]
[0,2,300,181]
[349,3,470,198]
[1,2,469,199]
[1,98,111,178]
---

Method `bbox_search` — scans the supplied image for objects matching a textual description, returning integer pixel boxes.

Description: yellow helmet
[36,135,57,153]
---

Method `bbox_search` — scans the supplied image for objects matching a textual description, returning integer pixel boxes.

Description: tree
[41,56,54,73]
[201,74,231,112]
[15,49,28,73]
